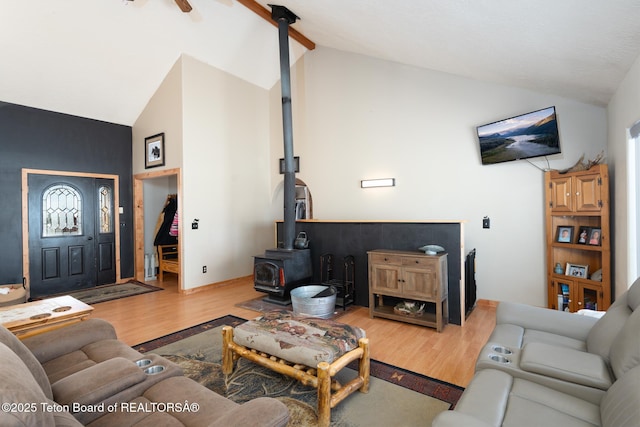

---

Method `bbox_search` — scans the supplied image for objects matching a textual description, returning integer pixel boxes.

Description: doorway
[22,169,121,298]
[133,168,182,292]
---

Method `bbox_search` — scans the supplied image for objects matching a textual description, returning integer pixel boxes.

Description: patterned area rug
[134,315,463,427]
[46,280,163,304]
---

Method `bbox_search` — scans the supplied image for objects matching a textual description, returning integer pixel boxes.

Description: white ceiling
[2,0,640,126]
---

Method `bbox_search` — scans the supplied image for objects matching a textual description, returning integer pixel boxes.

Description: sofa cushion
[0,324,53,399]
[22,318,119,364]
[503,377,601,427]
[586,296,632,363]
[625,276,640,311]
[40,338,144,384]
[52,357,146,407]
[0,342,56,426]
[600,365,640,427]
[608,307,640,380]
[520,342,612,390]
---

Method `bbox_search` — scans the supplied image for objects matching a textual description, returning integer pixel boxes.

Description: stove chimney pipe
[270,5,299,251]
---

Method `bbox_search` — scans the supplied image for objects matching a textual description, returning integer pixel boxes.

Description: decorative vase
[554,263,563,274]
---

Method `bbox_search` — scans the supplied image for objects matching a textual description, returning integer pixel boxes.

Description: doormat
[235,295,359,320]
[135,315,463,426]
[44,280,163,305]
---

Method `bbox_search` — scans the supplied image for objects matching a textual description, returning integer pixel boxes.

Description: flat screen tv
[477,106,561,165]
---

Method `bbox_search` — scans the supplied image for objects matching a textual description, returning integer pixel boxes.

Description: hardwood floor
[91,275,496,387]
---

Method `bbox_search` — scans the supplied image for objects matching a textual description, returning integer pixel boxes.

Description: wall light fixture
[361,178,395,188]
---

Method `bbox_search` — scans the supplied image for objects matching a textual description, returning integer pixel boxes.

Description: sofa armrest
[432,411,494,427]
[52,357,146,407]
[520,342,613,390]
[22,319,118,364]
[208,397,290,427]
[497,301,598,341]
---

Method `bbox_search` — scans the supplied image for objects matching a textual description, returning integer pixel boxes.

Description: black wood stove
[253,5,312,304]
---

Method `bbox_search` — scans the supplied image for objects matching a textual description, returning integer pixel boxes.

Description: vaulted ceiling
[2,0,640,125]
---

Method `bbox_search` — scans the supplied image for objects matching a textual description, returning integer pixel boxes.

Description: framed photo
[145,133,165,169]
[576,226,590,245]
[588,228,602,246]
[565,263,589,278]
[556,226,574,243]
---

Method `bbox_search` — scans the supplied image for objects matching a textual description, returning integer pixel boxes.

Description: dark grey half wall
[276,220,464,325]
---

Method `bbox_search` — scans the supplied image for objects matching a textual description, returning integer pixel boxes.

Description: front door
[28,174,116,297]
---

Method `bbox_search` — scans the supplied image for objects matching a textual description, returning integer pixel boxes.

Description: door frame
[22,168,121,295]
[133,167,182,292]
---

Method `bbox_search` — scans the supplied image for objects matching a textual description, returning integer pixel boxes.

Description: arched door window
[42,184,82,237]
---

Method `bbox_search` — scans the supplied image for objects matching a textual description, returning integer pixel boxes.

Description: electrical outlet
[202,266,207,273]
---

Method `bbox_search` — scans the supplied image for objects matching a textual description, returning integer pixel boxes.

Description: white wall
[180,55,273,290]
[607,54,640,296]
[272,47,607,305]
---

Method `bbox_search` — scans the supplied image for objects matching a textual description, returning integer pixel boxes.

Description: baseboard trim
[180,275,252,295]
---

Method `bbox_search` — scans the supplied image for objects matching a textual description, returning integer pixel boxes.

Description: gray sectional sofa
[432,278,640,427]
[0,318,289,427]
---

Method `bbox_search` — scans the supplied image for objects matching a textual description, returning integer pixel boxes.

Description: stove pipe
[271,5,299,251]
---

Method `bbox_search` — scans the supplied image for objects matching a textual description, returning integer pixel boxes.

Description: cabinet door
[575,174,602,212]
[403,267,437,300]
[371,264,402,295]
[549,176,573,212]
[576,282,603,311]
[550,278,573,311]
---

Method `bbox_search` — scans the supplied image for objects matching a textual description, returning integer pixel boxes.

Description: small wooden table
[0,295,93,339]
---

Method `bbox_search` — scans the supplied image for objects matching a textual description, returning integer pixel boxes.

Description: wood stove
[253,5,313,304]
[254,248,312,304]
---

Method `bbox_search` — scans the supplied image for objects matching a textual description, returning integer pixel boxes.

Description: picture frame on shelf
[556,226,574,243]
[576,226,590,244]
[588,228,602,246]
[566,263,589,278]
[145,133,165,169]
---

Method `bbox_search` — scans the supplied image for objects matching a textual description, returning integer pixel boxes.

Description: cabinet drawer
[369,253,402,265]
[401,257,434,268]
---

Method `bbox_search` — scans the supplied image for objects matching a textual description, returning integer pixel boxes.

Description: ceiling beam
[236,0,316,50]
[174,0,193,13]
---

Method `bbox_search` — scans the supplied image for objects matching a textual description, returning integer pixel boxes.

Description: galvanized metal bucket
[291,285,337,319]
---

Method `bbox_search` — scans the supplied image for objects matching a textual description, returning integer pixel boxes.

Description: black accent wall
[276,221,464,325]
[0,102,133,286]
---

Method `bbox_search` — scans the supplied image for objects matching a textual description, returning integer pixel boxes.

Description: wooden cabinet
[368,250,448,331]
[545,164,610,312]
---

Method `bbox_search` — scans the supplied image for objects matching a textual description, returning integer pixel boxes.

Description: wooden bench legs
[222,325,370,427]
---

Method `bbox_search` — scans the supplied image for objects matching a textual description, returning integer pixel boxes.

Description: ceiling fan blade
[174,0,192,13]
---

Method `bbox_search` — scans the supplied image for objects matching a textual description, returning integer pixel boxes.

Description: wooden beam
[236,0,316,50]
[174,0,192,13]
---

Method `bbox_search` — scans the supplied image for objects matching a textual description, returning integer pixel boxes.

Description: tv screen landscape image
[477,106,561,165]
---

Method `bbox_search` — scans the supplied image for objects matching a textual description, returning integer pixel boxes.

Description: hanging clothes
[169,211,179,237]
[154,196,178,246]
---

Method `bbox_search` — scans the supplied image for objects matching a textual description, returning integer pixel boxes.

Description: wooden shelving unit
[545,164,611,312]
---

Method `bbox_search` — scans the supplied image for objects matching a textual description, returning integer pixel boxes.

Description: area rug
[235,296,359,320]
[134,315,463,426]
[48,280,163,304]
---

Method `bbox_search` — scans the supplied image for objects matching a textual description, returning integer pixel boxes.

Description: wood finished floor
[91,276,496,387]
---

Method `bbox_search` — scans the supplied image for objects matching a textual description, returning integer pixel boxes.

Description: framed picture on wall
[145,133,165,169]
[556,226,574,243]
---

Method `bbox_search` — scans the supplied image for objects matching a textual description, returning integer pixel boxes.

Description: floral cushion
[233,310,366,367]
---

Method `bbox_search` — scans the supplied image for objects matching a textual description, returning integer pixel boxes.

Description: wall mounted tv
[477,106,561,165]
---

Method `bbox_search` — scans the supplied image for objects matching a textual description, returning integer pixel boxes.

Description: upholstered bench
[222,310,370,427]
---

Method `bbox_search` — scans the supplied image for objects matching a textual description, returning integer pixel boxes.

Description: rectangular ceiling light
[361,178,395,188]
